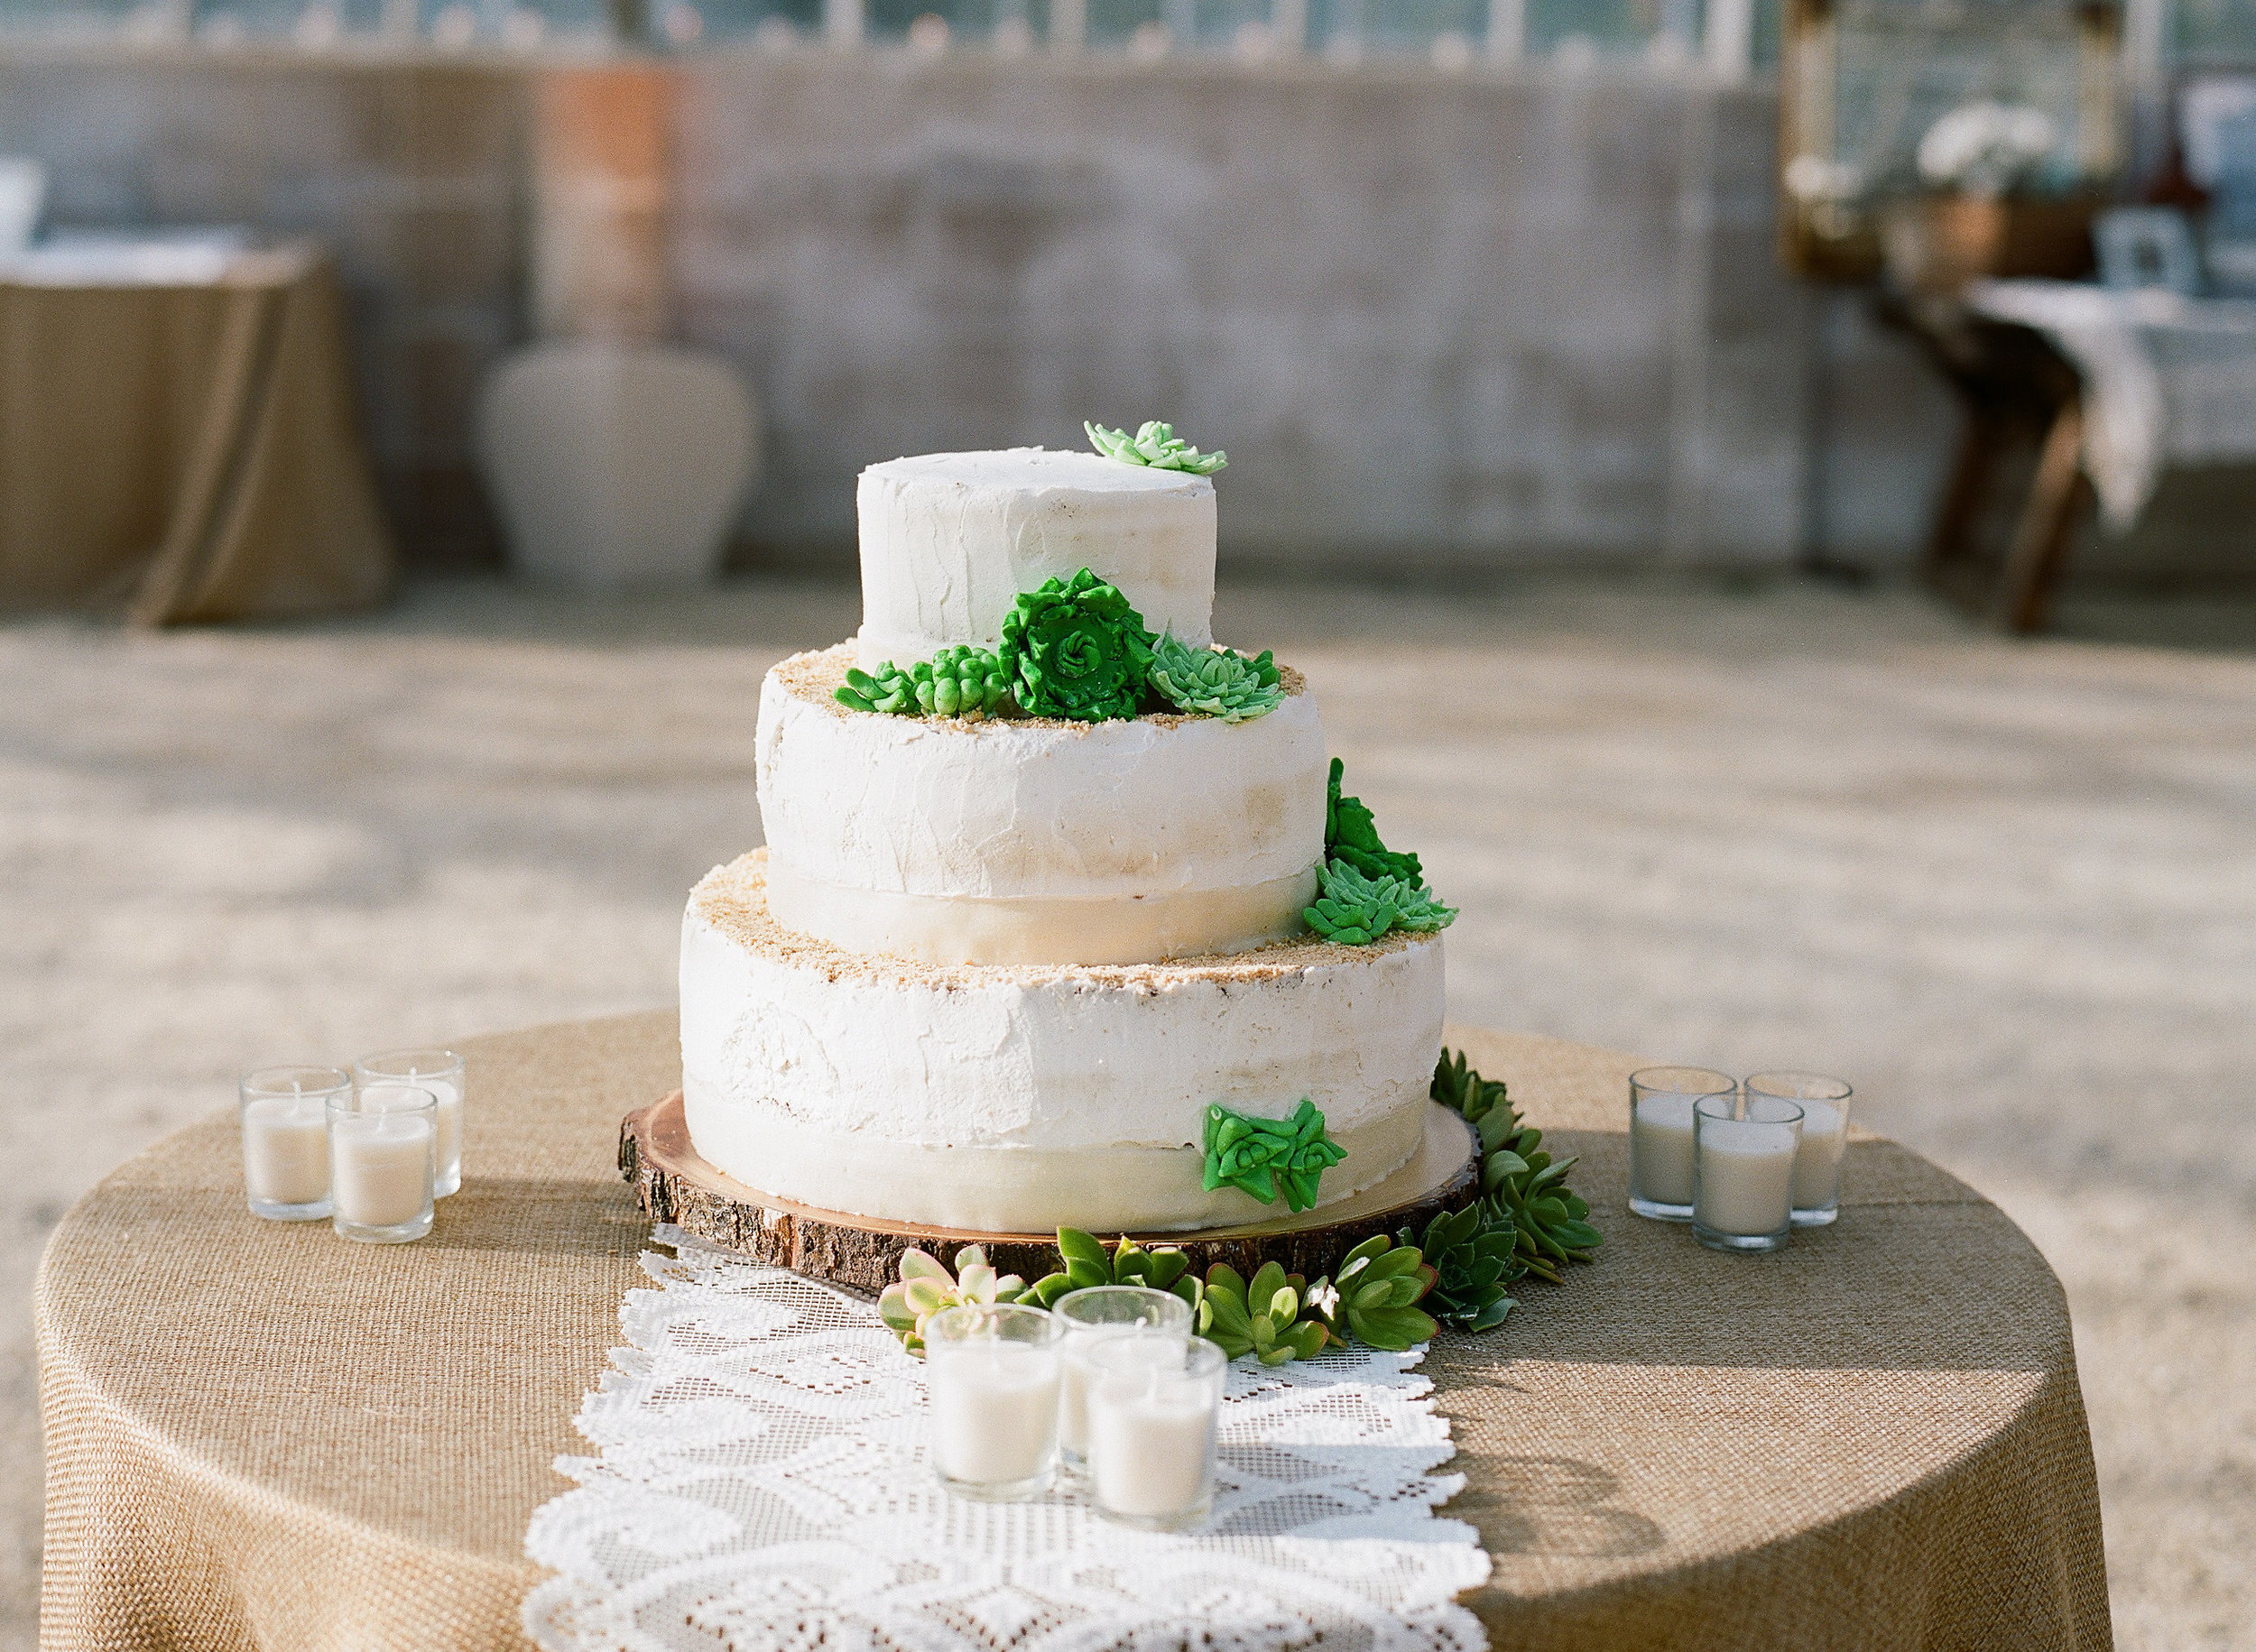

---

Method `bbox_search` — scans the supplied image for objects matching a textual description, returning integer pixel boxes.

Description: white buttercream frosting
[756,646,1327,964]
[855,448,1216,669]
[679,853,1446,1232]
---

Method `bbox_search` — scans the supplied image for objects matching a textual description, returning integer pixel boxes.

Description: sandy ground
[3,571,2252,1649]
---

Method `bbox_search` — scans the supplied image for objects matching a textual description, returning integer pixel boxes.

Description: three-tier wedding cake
[679,430,1452,1234]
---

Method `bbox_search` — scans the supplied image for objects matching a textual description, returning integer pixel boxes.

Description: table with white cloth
[36,1011,2112,1652]
[1900,278,2256,632]
[0,238,393,625]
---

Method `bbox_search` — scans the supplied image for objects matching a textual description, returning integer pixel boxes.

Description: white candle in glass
[1085,1335,1225,1529]
[356,1049,465,1197]
[239,1066,349,1219]
[1746,1072,1855,1226]
[1693,1093,1803,1251]
[1629,1067,1734,1221]
[328,1084,437,1241]
[1053,1285,1192,1462]
[924,1303,1064,1500]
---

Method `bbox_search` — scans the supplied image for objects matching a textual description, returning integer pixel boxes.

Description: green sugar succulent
[834,660,920,716]
[997,568,1156,724]
[835,645,1013,721]
[1303,857,1457,946]
[876,1245,1030,1359]
[1085,419,1228,475]
[1202,1099,1347,1213]
[1325,757,1424,885]
[1147,632,1285,723]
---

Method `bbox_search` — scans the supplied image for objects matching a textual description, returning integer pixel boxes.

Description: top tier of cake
[855,448,1216,669]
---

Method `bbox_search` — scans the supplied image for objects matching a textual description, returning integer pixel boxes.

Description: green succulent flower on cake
[1304,758,1455,945]
[1303,858,1457,946]
[1085,419,1228,475]
[835,645,1014,721]
[1201,1098,1347,1213]
[1146,631,1285,723]
[995,568,1156,724]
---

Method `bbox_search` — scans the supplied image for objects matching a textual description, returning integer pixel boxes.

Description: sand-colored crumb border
[773,642,1309,733]
[692,851,1434,988]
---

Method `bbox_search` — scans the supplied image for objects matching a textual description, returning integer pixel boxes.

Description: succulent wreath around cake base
[619,1047,1604,1367]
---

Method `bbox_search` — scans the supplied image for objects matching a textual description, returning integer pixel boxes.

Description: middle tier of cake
[756,645,1327,966]
[681,851,1445,1233]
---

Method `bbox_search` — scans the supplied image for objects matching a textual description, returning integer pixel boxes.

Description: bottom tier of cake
[680,851,1446,1232]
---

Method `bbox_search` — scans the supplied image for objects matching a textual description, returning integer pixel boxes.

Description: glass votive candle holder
[355,1048,465,1197]
[924,1302,1065,1502]
[1628,1066,1737,1222]
[1085,1333,1226,1531]
[1053,1285,1194,1465]
[240,1065,349,1221]
[1693,1092,1803,1253]
[1747,1071,1854,1227]
[328,1084,438,1243]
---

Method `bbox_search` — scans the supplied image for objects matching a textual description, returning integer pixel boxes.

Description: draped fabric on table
[35,1012,2113,1652]
[0,246,394,626]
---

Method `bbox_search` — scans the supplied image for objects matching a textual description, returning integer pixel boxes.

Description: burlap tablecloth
[0,245,393,626]
[36,1012,2112,1651]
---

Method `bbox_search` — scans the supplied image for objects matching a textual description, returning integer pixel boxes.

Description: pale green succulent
[1197,1261,1334,1365]
[876,1246,1027,1359]
[1303,857,1457,946]
[1085,420,1227,475]
[1310,1234,1438,1352]
[1147,632,1285,723]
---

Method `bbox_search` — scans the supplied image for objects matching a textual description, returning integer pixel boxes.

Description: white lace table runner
[524,1228,1491,1652]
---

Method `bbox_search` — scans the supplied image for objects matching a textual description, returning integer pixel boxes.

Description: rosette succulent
[996,568,1156,723]
[1405,1204,1517,1332]
[1085,419,1227,475]
[1197,1261,1333,1365]
[1147,632,1285,723]
[1202,1099,1347,1213]
[1310,1233,1438,1353]
[876,1245,1028,1358]
[1018,1228,1201,1318]
[1431,1049,1603,1286]
[1303,858,1457,946]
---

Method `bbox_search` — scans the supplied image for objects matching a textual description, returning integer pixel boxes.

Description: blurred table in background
[0,239,393,626]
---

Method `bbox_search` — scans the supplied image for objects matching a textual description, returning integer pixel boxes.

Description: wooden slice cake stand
[618,1092,1481,1296]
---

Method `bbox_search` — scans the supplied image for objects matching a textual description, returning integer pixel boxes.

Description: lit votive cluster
[1627,1066,1854,1254]
[238,1048,467,1245]
[924,1284,1222,1529]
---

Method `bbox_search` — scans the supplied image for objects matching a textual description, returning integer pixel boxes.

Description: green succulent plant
[1302,857,1457,946]
[1404,1204,1517,1333]
[1197,1261,1334,1365]
[1085,419,1228,475]
[876,1245,1030,1359]
[1310,1233,1438,1352]
[996,568,1156,724]
[1146,632,1285,723]
[1325,757,1424,886]
[834,660,920,716]
[1202,1099,1348,1214]
[1431,1049,1604,1286]
[1016,1228,1203,1319]
[835,646,1014,721]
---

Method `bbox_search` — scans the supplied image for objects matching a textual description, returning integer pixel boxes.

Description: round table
[36,1013,2111,1652]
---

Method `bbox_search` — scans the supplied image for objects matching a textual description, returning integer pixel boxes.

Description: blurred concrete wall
[0,45,1959,574]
